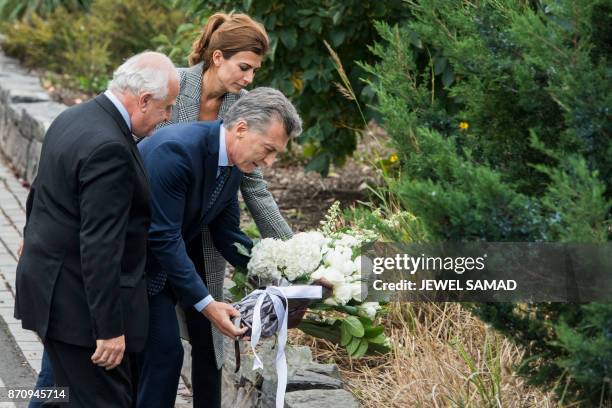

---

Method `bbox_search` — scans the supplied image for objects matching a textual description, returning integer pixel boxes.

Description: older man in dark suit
[135,87,302,408]
[14,51,179,408]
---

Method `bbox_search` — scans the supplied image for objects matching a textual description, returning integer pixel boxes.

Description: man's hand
[91,335,125,370]
[285,279,335,329]
[202,300,248,338]
[287,301,309,329]
[313,278,334,299]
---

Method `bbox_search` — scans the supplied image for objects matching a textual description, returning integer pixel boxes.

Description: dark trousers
[43,338,134,408]
[134,285,184,408]
[184,306,222,408]
[29,349,55,408]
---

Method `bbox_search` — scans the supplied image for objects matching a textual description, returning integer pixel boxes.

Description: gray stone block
[287,369,343,391]
[303,363,340,380]
[15,101,65,136]
[284,389,360,408]
[260,365,343,408]
[0,72,44,94]
[26,139,42,181]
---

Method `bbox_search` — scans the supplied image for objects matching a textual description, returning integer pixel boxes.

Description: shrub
[362,0,611,405]
[0,0,90,21]
[158,0,412,175]
[1,0,183,92]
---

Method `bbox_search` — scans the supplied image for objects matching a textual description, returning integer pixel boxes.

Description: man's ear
[235,120,248,137]
[138,92,153,111]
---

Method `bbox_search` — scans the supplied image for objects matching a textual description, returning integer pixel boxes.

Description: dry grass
[289,302,557,408]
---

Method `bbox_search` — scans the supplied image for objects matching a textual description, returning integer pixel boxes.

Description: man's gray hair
[223,87,302,139]
[107,51,179,100]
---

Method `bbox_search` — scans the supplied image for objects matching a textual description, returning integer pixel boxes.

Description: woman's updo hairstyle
[188,12,269,67]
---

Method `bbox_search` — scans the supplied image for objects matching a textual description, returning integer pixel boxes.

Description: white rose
[338,259,357,276]
[350,282,363,302]
[324,247,352,268]
[333,282,353,305]
[324,297,338,306]
[311,266,345,286]
[334,233,360,248]
[357,302,381,320]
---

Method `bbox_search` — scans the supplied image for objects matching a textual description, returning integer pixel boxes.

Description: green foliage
[451,333,503,407]
[0,0,90,21]
[363,0,611,405]
[160,0,412,175]
[299,313,390,358]
[555,303,612,405]
[1,0,183,92]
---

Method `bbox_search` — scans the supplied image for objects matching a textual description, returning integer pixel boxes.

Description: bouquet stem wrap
[235,287,289,408]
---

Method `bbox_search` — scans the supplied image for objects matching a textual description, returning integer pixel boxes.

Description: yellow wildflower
[291,72,304,93]
[389,154,398,163]
[459,121,469,130]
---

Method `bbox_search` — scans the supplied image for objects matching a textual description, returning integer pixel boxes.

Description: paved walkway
[0,158,192,407]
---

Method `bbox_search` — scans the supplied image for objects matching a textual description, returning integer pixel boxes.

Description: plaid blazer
[158,63,293,369]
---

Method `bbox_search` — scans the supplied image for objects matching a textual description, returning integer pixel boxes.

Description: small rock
[284,389,360,408]
[287,369,343,391]
[303,363,340,379]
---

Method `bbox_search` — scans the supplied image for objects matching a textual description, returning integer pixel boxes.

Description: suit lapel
[93,94,148,182]
[94,94,131,139]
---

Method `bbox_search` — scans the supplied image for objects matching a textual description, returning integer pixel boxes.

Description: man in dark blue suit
[135,87,302,407]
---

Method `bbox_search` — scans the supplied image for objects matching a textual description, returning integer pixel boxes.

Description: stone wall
[219,337,360,408]
[0,50,65,183]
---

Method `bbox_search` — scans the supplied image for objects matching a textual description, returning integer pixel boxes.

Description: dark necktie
[204,166,231,215]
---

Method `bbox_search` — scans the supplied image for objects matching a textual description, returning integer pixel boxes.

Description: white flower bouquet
[232,202,390,359]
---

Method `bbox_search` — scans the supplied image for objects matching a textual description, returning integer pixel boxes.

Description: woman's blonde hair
[188,12,269,67]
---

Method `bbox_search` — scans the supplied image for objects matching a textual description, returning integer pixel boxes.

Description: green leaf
[268,36,279,63]
[242,222,261,239]
[343,316,365,337]
[279,28,297,49]
[367,333,387,344]
[364,326,385,338]
[340,324,352,346]
[358,316,373,329]
[346,336,361,355]
[310,16,322,34]
[332,10,342,25]
[229,286,245,301]
[330,28,345,47]
[352,338,369,358]
[302,143,317,158]
[442,66,454,87]
[298,320,341,344]
[434,57,447,75]
[304,153,330,176]
[408,30,423,49]
[232,270,248,286]
[233,242,251,257]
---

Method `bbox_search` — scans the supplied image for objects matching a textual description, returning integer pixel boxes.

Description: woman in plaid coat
[150,12,293,408]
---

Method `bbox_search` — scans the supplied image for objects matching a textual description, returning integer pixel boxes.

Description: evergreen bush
[362,0,611,404]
